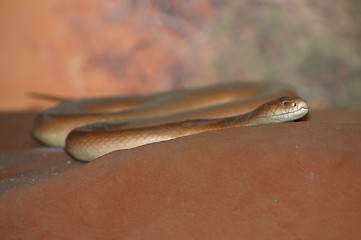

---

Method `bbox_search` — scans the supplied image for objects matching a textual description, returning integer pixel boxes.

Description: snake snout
[288,98,309,120]
[257,96,310,124]
[298,99,310,110]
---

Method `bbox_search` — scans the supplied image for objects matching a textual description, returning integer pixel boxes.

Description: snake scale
[31,82,309,161]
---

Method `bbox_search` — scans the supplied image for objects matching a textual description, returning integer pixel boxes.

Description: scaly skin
[65,96,309,161]
[30,82,309,161]
[31,82,296,147]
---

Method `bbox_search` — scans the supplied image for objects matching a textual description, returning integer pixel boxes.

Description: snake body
[31,82,309,161]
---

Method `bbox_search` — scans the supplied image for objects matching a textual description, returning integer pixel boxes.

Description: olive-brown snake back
[31,82,309,161]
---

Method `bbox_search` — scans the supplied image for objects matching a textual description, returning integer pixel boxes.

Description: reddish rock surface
[0,109,360,239]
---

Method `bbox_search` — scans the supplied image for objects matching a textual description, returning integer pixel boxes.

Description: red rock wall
[1,0,360,110]
[0,1,219,110]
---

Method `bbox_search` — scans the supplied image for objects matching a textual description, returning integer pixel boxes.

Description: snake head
[251,96,309,124]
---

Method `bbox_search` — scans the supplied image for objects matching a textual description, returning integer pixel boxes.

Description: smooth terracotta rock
[0,110,360,239]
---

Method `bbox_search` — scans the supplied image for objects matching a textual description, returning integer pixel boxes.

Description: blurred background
[1,0,360,111]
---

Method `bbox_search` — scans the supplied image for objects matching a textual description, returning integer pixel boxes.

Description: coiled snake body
[31,82,309,161]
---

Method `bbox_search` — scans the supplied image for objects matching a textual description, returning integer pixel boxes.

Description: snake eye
[282,100,296,107]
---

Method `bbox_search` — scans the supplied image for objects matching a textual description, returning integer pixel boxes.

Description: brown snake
[31,82,309,161]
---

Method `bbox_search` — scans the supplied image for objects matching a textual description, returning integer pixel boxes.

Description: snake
[31,82,309,161]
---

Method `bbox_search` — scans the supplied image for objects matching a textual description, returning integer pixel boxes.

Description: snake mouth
[268,101,309,123]
[294,106,309,117]
[297,101,310,113]
[286,104,309,120]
